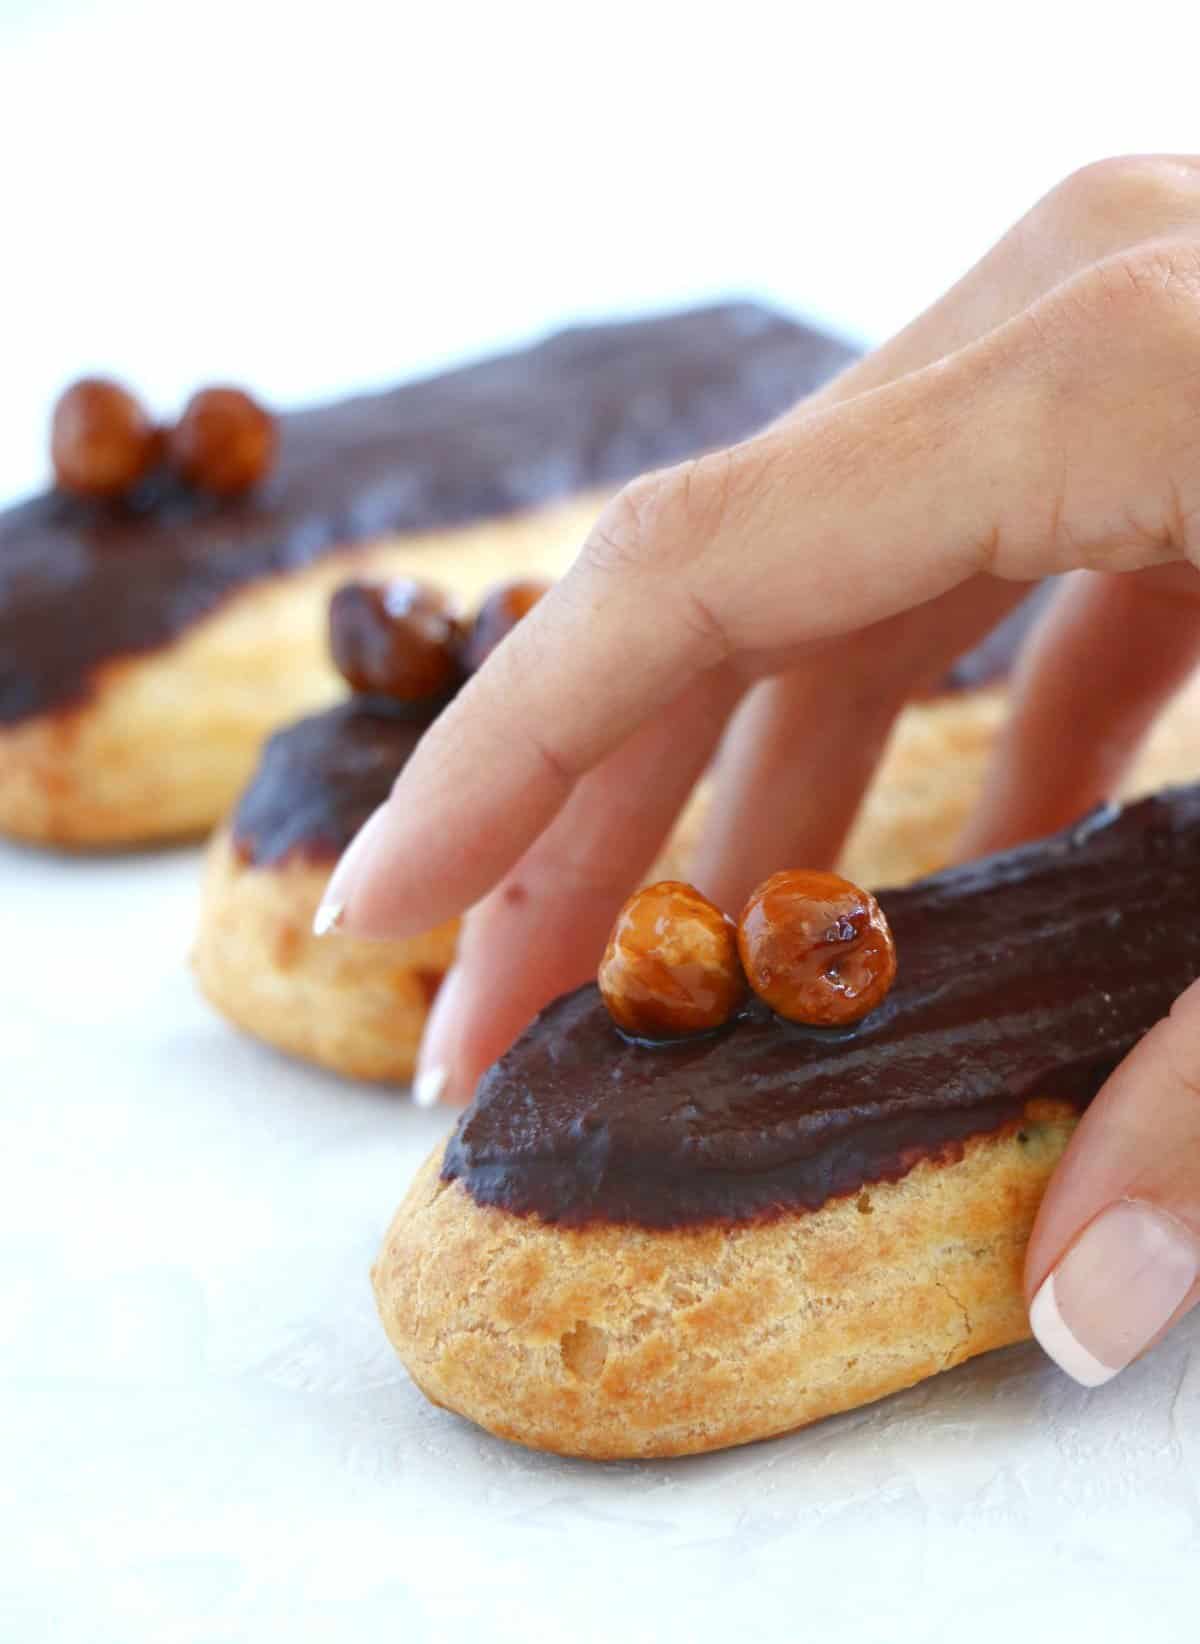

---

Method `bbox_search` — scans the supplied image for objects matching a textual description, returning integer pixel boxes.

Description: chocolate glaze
[230,579,1057,868]
[0,304,857,724]
[231,698,436,869]
[443,786,1200,1228]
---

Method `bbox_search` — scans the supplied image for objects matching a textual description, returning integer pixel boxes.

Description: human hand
[319,156,1200,1385]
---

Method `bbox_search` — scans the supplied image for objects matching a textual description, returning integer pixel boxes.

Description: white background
[3,3,1200,1640]
[3,0,1200,504]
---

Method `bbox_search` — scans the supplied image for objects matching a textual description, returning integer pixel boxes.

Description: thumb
[1027,977,1200,1385]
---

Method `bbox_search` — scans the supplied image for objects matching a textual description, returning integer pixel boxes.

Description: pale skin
[319,156,1200,1387]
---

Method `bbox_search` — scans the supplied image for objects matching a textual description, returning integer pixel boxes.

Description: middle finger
[693,575,1032,911]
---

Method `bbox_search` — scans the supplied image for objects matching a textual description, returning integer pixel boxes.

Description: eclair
[374,785,1200,1458]
[193,566,1200,1086]
[193,571,707,1082]
[0,303,852,847]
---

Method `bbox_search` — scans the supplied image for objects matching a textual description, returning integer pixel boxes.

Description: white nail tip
[312,898,344,938]
[413,1067,448,1109]
[1029,1273,1118,1388]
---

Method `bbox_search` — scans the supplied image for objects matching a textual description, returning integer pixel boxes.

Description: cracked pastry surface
[373,784,1200,1456]
[374,1118,1072,1458]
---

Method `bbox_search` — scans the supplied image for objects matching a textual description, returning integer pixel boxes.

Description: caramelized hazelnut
[329,578,461,701]
[461,578,551,672]
[50,377,158,499]
[599,880,746,1039]
[169,386,277,496]
[737,870,897,1027]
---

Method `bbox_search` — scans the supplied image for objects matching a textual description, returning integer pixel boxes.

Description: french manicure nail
[412,965,468,1108]
[312,897,343,937]
[412,1066,448,1109]
[1030,1200,1200,1387]
[311,803,391,937]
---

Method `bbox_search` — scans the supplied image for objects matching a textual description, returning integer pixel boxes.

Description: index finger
[323,258,1198,940]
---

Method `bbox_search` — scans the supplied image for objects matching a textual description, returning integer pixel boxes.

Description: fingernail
[1030,1200,1200,1387]
[312,897,343,937]
[413,965,468,1107]
[312,804,391,937]
[412,1066,447,1109]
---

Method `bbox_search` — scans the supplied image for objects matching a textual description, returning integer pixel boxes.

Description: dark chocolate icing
[443,786,1200,1228]
[0,303,857,724]
[230,582,1056,868]
[231,698,436,868]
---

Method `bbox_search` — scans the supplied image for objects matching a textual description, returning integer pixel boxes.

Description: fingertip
[414,965,470,1105]
[1024,973,1200,1385]
[313,803,392,938]
[1028,1269,1118,1388]
[412,1065,448,1109]
[1028,1201,1199,1386]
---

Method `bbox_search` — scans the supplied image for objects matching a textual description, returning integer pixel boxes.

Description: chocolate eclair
[194,571,1200,1086]
[193,698,458,1083]
[0,303,852,847]
[374,785,1200,1458]
[192,569,699,1083]
[190,574,1008,1087]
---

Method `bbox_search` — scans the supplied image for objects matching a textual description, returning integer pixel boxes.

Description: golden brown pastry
[374,785,1200,1458]
[192,667,697,1085]
[838,675,1200,887]
[376,1116,1073,1459]
[195,828,459,1083]
[2,304,851,847]
[0,509,590,848]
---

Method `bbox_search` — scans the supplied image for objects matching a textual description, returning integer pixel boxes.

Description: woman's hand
[318,156,1200,1387]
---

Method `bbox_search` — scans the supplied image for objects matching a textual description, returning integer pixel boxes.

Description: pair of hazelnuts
[51,377,277,502]
[328,576,549,704]
[599,872,898,1040]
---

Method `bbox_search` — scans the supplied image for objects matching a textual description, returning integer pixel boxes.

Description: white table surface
[5,2,1200,1638]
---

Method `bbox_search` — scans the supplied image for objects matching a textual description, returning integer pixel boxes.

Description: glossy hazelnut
[599,880,746,1039]
[329,578,461,701]
[737,870,897,1027]
[461,578,551,672]
[50,377,159,499]
[169,386,277,496]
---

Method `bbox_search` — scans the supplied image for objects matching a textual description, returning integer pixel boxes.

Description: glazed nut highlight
[329,578,462,702]
[169,386,278,497]
[598,880,747,1039]
[737,869,897,1026]
[598,871,898,1039]
[50,377,159,499]
[50,375,277,502]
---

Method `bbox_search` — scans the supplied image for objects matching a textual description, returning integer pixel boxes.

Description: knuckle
[1038,239,1200,364]
[581,469,684,577]
[1094,240,1200,343]
[1044,154,1200,238]
[994,237,1200,574]
[581,444,759,579]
